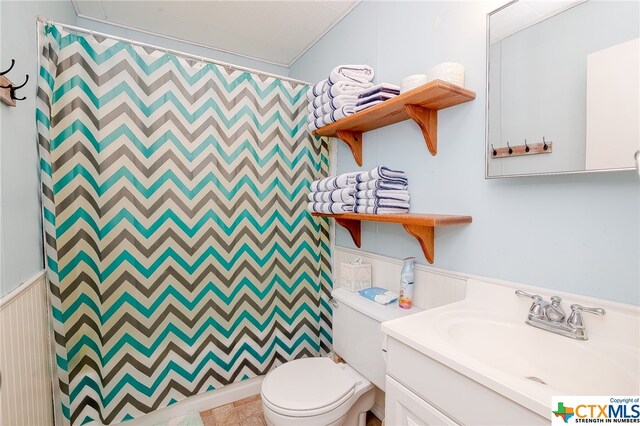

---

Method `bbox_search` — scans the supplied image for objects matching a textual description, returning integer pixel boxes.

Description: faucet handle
[515,290,542,301]
[567,304,606,330]
[550,296,562,306]
[516,290,545,319]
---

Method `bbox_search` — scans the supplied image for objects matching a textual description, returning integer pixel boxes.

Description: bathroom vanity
[381,279,640,425]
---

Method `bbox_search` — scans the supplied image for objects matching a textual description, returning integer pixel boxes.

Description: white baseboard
[371,403,385,421]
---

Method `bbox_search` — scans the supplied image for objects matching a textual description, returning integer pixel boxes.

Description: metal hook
[542,137,548,151]
[0,74,29,101]
[507,142,513,155]
[491,144,497,156]
[524,139,530,153]
[0,59,15,76]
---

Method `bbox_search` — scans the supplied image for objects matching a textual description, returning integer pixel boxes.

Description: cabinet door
[385,376,459,426]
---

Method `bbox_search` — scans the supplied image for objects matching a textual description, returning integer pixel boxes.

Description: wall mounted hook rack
[491,138,553,158]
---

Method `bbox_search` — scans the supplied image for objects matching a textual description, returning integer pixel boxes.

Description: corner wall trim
[0,270,46,309]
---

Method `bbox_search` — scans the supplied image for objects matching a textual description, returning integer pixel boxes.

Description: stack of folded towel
[353,167,410,214]
[306,65,375,131]
[354,83,400,112]
[307,172,358,214]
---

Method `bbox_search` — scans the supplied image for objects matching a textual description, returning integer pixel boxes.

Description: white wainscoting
[0,271,53,426]
[333,247,467,311]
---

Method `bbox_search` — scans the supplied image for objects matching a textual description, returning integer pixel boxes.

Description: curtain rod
[36,16,312,86]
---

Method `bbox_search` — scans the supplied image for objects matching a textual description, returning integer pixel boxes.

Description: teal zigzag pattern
[36,23,331,425]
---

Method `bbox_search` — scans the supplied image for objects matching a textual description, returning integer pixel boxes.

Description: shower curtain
[36,23,331,425]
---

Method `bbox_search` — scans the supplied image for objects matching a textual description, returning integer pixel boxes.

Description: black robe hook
[507,142,513,155]
[0,59,15,76]
[0,74,29,101]
[524,139,530,153]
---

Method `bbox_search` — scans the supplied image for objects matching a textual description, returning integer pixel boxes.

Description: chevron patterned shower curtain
[36,23,332,425]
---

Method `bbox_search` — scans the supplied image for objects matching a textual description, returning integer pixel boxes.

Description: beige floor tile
[235,400,263,420]
[201,413,218,426]
[239,414,266,426]
[212,403,240,426]
[201,408,217,418]
[232,394,261,407]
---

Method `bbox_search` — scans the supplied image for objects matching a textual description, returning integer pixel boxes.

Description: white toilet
[261,288,417,426]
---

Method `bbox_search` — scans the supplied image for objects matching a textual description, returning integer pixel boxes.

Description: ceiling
[71,0,360,66]
[490,0,583,43]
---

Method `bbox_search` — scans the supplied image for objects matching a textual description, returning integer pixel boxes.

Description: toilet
[261,288,418,426]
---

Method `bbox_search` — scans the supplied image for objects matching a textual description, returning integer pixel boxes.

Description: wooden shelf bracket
[334,217,361,247]
[335,130,363,166]
[405,104,438,156]
[402,224,435,264]
[313,212,471,264]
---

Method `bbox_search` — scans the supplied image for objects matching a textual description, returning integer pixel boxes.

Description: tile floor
[199,394,382,426]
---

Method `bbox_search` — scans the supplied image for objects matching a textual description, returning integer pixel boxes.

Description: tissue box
[339,258,371,292]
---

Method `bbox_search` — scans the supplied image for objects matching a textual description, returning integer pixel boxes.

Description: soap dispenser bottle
[399,257,415,309]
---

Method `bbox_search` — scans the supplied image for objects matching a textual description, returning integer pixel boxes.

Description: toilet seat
[261,358,356,418]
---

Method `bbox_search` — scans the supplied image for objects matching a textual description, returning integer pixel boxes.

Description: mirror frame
[484,0,638,179]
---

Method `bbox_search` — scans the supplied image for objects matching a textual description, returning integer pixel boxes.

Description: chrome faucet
[515,290,605,340]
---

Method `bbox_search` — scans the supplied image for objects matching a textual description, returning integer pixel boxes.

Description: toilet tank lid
[331,288,422,323]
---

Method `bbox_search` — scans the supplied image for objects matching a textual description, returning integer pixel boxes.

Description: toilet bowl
[260,289,418,425]
[260,357,375,426]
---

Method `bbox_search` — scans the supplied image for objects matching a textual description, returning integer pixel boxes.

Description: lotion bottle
[399,257,415,309]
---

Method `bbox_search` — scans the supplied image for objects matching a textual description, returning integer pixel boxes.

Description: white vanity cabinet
[384,338,547,426]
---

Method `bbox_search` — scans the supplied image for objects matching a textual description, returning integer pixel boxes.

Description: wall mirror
[486,0,639,178]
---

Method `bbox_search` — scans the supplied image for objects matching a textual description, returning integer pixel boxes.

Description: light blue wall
[290,1,640,304]
[75,17,290,77]
[0,1,77,297]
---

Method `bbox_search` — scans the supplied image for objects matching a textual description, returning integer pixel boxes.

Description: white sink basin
[436,310,638,396]
[381,279,640,417]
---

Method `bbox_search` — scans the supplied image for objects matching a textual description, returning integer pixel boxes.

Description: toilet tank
[331,288,421,390]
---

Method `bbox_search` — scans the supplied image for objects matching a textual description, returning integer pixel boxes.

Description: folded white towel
[312,96,358,117]
[308,202,354,214]
[355,99,395,113]
[355,189,410,202]
[309,105,357,130]
[308,187,356,203]
[321,81,373,104]
[354,166,407,183]
[324,105,355,123]
[328,64,375,85]
[306,79,329,101]
[357,83,400,99]
[356,198,410,208]
[311,172,357,192]
[357,91,398,106]
[312,96,324,109]
[354,205,409,215]
[355,179,408,191]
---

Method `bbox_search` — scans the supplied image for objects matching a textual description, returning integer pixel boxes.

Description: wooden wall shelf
[311,212,472,263]
[312,80,476,165]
